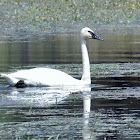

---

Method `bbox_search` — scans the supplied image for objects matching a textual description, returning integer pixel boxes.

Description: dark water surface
[0,33,140,139]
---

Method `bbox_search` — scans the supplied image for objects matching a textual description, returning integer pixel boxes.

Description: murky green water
[0,33,140,139]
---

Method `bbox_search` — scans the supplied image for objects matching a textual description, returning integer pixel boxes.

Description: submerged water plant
[29,103,33,113]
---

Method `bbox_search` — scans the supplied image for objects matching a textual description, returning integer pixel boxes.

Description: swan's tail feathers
[1,74,12,80]
[0,74,18,86]
[0,74,8,78]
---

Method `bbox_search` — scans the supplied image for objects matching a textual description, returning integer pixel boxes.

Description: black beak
[88,31,104,41]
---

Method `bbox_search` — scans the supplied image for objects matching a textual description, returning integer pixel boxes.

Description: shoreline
[0,24,140,40]
[0,0,139,38]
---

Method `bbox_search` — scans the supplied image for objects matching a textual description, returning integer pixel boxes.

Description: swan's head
[81,27,103,41]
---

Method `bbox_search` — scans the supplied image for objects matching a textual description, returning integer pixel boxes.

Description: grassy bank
[0,0,139,36]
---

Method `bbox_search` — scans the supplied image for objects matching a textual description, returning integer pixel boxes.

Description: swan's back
[2,68,82,87]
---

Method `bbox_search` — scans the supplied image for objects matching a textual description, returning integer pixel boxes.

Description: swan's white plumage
[1,27,103,87]
[1,68,83,86]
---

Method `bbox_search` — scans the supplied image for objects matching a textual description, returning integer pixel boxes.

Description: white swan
[1,27,103,87]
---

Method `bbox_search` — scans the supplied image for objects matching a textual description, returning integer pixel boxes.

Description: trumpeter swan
[1,27,103,87]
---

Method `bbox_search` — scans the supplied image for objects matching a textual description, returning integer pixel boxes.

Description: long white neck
[81,38,91,84]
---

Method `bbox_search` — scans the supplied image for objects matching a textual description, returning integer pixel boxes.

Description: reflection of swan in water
[82,90,95,140]
[1,27,103,87]
[0,86,91,107]
[0,87,70,107]
[0,86,94,139]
